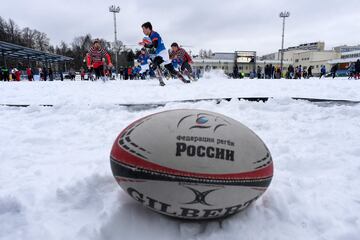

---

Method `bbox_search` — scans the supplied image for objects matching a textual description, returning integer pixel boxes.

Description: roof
[328,57,359,64]
[193,59,234,63]
[0,41,73,63]
[212,52,235,60]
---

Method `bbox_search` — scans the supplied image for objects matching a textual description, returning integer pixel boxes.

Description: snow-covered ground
[1,72,360,105]
[1,74,360,240]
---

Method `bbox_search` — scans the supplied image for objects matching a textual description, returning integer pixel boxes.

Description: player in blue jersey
[139,22,190,86]
[137,48,150,79]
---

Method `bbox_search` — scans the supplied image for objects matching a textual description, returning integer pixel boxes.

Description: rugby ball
[110,109,273,220]
[142,36,152,45]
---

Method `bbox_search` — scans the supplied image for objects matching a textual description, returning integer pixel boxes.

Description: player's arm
[169,50,176,59]
[104,52,113,67]
[86,53,92,69]
[144,38,158,49]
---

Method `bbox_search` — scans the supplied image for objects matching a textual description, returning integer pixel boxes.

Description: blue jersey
[138,54,150,66]
[172,58,182,68]
[149,31,166,54]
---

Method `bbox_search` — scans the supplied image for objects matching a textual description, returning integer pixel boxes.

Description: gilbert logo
[183,186,220,206]
[177,113,230,132]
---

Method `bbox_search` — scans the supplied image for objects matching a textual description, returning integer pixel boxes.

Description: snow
[1,74,360,240]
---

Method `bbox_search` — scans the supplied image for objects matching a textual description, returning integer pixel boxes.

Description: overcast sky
[2,0,360,55]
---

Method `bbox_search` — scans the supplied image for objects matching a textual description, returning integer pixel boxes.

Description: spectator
[26,67,33,81]
[320,65,326,79]
[303,67,308,79]
[330,64,338,79]
[233,64,239,79]
[298,65,303,79]
[257,66,262,79]
[275,67,281,79]
[347,63,355,79]
[355,59,360,80]
[128,67,133,80]
[43,67,48,81]
[3,67,9,81]
[308,66,313,78]
[123,68,128,80]
[49,67,54,81]
[69,68,76,80]
[80,67,85,80]
[287,65,294,79]
[8,67,13,81]
[60,71,64,81]
[14,68,21,81]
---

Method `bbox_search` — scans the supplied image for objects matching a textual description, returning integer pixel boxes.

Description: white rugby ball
[110,109,273,220]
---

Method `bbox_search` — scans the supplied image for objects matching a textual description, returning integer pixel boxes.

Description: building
[333,44,360,53]
[260,52,278,61]
[192,51,256,76]
[260,41,340,75]
[285,41,325,52]
[328,50,360,71]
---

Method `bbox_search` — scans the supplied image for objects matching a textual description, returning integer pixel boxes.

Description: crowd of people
[0,66,22,81]
[0,66,64,81]
[254,60,360,80]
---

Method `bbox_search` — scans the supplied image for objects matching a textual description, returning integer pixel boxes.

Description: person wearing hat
[86,39,113,80]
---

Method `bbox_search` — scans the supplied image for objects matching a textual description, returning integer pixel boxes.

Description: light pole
[109,5,120,75]
[279,11,290,77]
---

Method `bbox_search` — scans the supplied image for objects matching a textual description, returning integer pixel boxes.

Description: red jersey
[87,46,112,68]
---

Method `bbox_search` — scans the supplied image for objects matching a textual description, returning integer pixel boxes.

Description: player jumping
[87,39,113,81]
[139,22,190,86]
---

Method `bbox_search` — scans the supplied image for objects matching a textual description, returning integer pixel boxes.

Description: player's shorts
[140,64,149,74]
[157,50,170,65]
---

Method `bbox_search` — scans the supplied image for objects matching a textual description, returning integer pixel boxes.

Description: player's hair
[171,42,179,48]
[142,22,153,30]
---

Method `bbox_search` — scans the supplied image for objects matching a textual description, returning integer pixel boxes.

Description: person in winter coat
[347,63,355,79]
[355,59,360,80]
[26,67,33,81]
[330,64,338,79]
[257,66,262,79]
[320,65,326,79]
[308,66,313,78]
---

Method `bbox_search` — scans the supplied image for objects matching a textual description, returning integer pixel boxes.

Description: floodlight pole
[109,5,120,76]
[279,11,290,77]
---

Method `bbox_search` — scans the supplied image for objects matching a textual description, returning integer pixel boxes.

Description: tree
[22,27,36,48]
[33,30,50,51]
[4,19,21,44]
[0,16,8,42]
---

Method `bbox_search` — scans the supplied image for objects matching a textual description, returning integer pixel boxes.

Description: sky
[1,0,360,55]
